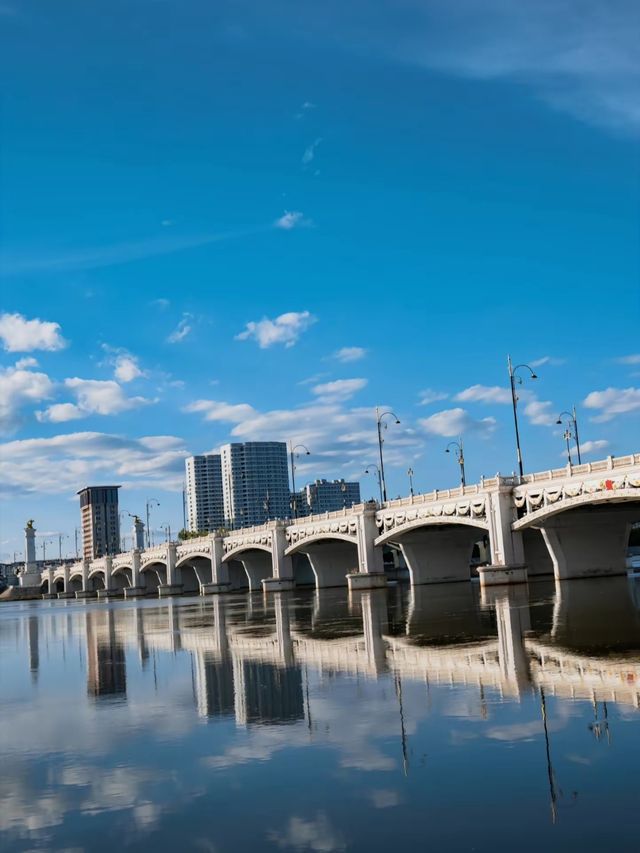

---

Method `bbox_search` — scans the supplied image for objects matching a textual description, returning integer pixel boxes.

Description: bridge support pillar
[347,507,386,591]
[42,567,57,598]
[125,550,146,596]
[202,536,231,593]
[538,507,637,580]
[398,527,479,585]
[103,556,114,592]
[482,487,527,586]
[263,523,295,592]
[159,542,183,597]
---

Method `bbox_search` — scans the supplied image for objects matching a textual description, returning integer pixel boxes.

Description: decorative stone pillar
[202,536,230,594]
[159,542,183,596]
[124,550,146,598]
[132,517,145,551]
[263,523,295,592]
[347,507,386,591]
[19,521,41,588]
[478,482,527,587]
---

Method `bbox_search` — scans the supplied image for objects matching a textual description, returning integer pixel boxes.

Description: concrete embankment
[0,586,42,602]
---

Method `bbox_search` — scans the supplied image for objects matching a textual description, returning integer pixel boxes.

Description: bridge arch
[112,567,133,589]
[286,535,359,588]
[139,561,166,593]
[512,488,640,530]
[375,516,488,586]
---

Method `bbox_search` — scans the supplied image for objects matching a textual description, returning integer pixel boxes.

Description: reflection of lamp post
[145,498,160,548]
[540,687,558,824]
[407,468,414,497]
[395,674,409,777]
[445,438,466,487]
[364,464,383,504]
[376,407,400,503]
[289,442,311,518]
[556,406,582,465]
[508,355,538,477]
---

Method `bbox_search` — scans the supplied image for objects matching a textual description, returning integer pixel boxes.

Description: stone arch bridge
[37,453,639,599]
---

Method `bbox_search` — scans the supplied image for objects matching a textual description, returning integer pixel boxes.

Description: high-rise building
[221,441,290,528]
[293,479,361,517]
[185,454,224,532]
[77,486,120,560]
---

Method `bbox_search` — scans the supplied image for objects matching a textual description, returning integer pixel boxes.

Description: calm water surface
[1,577,639,852]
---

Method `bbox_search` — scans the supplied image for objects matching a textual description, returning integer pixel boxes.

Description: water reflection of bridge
[18,578,640,726]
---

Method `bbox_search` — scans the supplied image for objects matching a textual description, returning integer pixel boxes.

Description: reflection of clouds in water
[369,788,401,809]
[268,812,346,852]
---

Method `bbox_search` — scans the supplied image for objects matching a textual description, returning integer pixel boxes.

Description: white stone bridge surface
[36,453,640,599]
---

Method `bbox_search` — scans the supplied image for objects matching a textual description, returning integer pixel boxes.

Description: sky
[0,0,639,561]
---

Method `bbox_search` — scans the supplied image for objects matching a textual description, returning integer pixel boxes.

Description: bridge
[27,453,640,599]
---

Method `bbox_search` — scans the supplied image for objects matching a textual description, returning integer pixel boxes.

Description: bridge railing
[518,453,639,485]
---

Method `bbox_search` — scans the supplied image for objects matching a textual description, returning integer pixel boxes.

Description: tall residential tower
[78,486,121,560]
[221,441,290,528]
[185,454,225,533]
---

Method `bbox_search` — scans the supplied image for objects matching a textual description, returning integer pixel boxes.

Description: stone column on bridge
[159,542,184,597]
[19,521,41,589]
[347,506,387,591]
[76,559,96,599]
[42,566,56,598]
[539,506,637,581]
[58,564,75,599]
[202,536,231,594]
[478,483,528,587]
[124,549,146,598]
[97,556,119,598]
[263,523,295,592]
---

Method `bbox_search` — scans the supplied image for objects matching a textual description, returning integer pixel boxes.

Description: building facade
[185,455,225,533]
[78,486,120,560]
[221,442,290,528]
[293,479,361,517]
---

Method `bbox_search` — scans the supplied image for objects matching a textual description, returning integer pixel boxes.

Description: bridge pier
[347,507,387,591]
[538,506,637,580]
[481,487,528,586]
[398,527,478,585]
[158,542,183,597]
[202,536,231,594]
[262,524,295,592]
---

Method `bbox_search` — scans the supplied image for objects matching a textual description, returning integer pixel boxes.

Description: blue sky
[0,0,638,560]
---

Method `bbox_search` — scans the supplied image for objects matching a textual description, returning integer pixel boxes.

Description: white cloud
[312,378,368,402]
[560,438,609,458]
[183,400,257,422]
[167,313,193,344]
[274,210,311,230]
[455,384,511,404]
[334,346,367,363]
[151,298,170,309]
[523,398,555,426]
[617,354,640,365]
[0,363,55,434]
[419,389,449,406]
[37,378,153,422]
[14,356,38,369]
[419,407,497,438]
[302,137,322,165]
[0,432,188,496]
[0,312,67,352]
[530,355,565,367]
[583,386,640,421]
[235,311,316,348]
[101,346,146,383]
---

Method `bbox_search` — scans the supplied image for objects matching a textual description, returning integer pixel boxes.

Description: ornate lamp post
[507,355,538,477]
[289,442,311,518]
[145,498,160,548]
[407,467,415,497]
[556,406,582,465]
[445,438,466,487]
[364,464,383,504]
[376,407,401,503]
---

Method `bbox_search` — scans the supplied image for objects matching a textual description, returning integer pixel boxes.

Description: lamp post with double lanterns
[376,407,401,503]
[407,467,415,497]
[364,464,383,504]
[556,406,582,466]
[445,438,466,488]
[145,498,160,548]
[289,442,311,519]
[508,355,538,478]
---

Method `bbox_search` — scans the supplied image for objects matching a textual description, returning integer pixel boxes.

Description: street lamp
[407,467,415,497]
[160,522,172,543]
[376,407,401,503]
[289,442,311,519]
[507,355,538,478]
[445,438,466,488]
[145,498,160,548]
[363,464,383,504]
[556,406,582,465]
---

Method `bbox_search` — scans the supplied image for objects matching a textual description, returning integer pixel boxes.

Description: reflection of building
[185,454,225,533]
[221,442,290,528]
[194,653,235,718]
[233,660,304,726]
[86,612,127,699]
[78,486,121,559]
[294,479,361,517]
